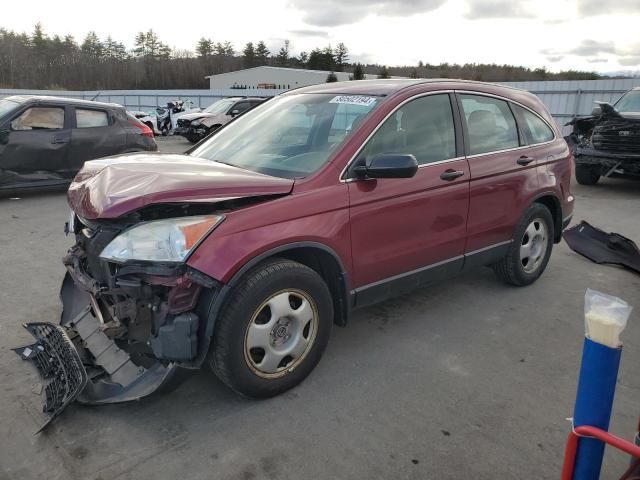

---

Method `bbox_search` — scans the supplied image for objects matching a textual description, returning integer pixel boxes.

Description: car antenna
[90,91,101,101]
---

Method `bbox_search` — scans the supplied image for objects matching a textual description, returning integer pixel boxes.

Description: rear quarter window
[76,108,109,128]
[512,104,555,144]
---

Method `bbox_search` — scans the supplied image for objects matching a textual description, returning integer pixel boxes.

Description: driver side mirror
[591,105,602,116]
[0,129,9,145]
[230,109,240,117]
[353,153,418,179]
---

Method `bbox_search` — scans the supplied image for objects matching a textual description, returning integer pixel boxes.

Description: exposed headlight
[100,215,224,263]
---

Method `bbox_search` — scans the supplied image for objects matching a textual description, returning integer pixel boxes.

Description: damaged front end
[568,102,640,178]
[16,206,226,429]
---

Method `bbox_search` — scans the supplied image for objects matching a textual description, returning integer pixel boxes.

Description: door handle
[517,155,535,166]
[440,169,464,181]
[52,134,70,144]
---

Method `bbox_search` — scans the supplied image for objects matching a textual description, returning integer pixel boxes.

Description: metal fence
[0,88,286,113]
[2,78,640,134]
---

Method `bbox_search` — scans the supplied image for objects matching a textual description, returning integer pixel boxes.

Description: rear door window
[76,108,109,128]
[11,107,65,131]
[459,94,519,155]
[512,105,554,145]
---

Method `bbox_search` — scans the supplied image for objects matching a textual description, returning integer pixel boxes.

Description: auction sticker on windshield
[329,95,377,107]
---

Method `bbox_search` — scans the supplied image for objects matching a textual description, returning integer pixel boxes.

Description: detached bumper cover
[13,322,88,433]
[563,221,640,276]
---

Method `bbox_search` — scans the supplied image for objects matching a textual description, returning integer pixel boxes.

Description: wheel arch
[227,242,351,327]
[531,192,562,242]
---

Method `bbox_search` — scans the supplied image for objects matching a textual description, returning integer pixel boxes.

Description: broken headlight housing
[100,215,224,263]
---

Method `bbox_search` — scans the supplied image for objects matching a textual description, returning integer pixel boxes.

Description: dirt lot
[1,137,639,479]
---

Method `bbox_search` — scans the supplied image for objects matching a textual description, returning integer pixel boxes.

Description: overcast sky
[3,0,639,72]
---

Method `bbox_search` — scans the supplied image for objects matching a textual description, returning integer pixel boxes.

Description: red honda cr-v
[20,80,574,413]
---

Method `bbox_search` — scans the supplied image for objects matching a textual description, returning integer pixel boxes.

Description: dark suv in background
[0,95,157,193]
[569,87,640,185]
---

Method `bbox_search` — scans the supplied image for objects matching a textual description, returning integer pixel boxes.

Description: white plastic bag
[584,289,633,348]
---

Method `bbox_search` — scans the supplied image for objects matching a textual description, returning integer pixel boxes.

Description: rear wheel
[575,164,601,185]
[493,203,554,286]
[209,259,333,398]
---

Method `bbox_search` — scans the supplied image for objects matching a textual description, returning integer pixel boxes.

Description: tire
[185,133,200,143]
[209,258,333,398]
[575,164,601,185]
[144,122,155,136]
[493,203,554,286]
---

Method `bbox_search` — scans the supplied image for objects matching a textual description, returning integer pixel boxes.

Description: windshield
[615,90,640,113]
[191,93,381,179]
[0,99,20,119]
[204,99,235,115]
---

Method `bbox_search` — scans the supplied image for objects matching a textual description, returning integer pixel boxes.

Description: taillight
[128,119,154,138]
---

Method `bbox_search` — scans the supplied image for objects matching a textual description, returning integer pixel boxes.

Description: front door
[346,93,470,306]
[0,104,71,188]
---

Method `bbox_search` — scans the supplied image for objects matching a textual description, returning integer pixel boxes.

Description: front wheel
[493,203,554,286]
[185,133,201,143]
[209,259,333,398]
[575,164,601,185]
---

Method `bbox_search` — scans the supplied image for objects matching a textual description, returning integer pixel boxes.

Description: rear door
[347,93,470,306]
[67,106,126,172]
[456,92,539,260]
[0,103,71,188]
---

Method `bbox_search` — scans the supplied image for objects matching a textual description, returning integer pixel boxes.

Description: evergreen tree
[81,31,103,58]
[333,43,348,72]
[31,23,48,52]
[326,72,338,82]
[377,66,390,79]
[351,63,365,80]
[255,41,270,65]
[196,37,213,57]
[242,42,255,68]
[215,41,234,56]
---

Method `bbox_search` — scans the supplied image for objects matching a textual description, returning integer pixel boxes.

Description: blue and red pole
[571,337,622,479]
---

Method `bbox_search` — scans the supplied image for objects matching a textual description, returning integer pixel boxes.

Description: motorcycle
[155,99,201,136]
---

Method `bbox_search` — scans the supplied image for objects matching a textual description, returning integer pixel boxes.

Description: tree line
[0,23,604,91]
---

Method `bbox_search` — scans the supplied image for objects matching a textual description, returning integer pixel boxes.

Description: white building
[206,66,383,90]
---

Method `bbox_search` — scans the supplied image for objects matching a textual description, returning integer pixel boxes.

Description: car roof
[5,95,123,110]
[287,78,527,97]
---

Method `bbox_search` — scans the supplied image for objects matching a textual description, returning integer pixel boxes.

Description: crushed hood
[178,112,216,122]
[68,153,294,219]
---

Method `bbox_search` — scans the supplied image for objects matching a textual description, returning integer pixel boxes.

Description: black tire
[144,122,155,136]
[575,164,601,185]
[185,133,201,143]
[493,203,554,286]
[209,258,333,398]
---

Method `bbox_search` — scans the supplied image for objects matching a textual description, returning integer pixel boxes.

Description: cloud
[287,0,447,26]
[464,0,536,19]
[619,56,640,67]
[586,57,609,64]
[288,29,329,38]
[568,39,616,56]
[577,0,640,16]
[546,55,564,63]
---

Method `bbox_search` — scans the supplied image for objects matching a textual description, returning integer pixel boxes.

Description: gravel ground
[0,143,639,479]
